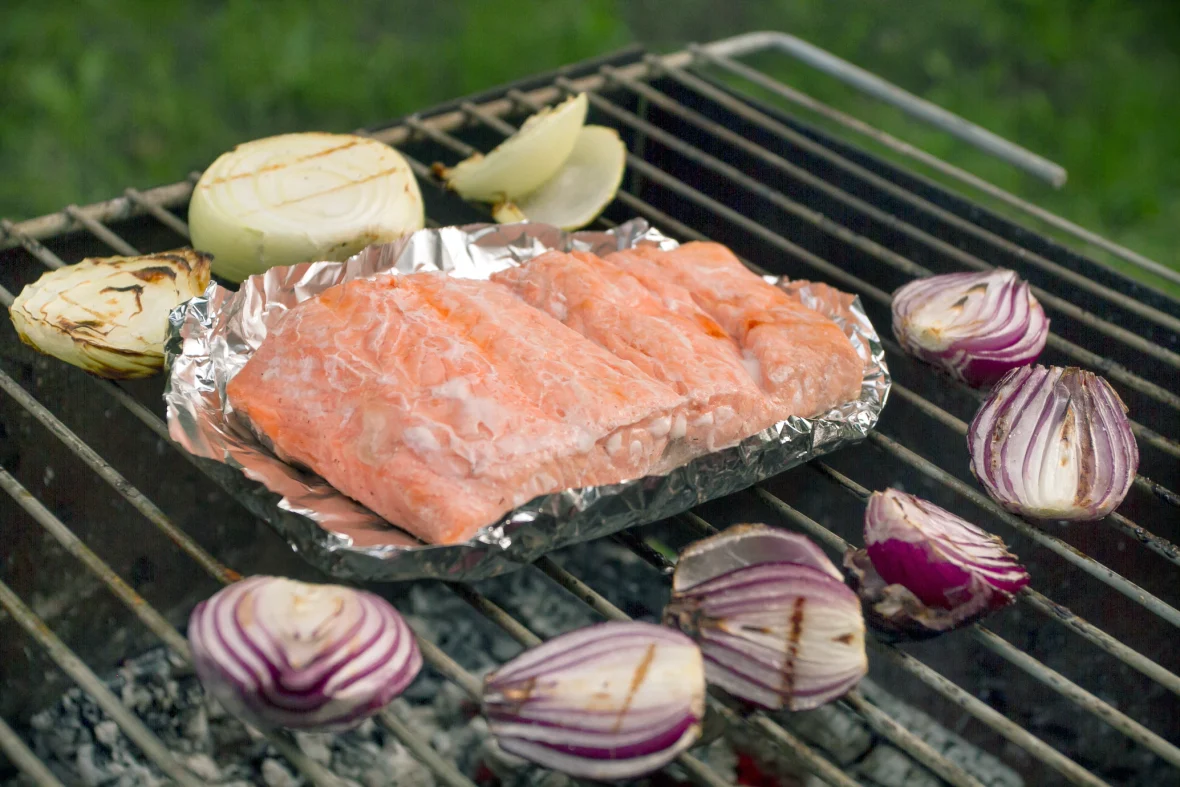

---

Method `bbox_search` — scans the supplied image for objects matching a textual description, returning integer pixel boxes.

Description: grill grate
[2,36,1178,787]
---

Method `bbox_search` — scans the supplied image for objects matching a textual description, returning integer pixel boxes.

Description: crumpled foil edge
[164,219,890,581]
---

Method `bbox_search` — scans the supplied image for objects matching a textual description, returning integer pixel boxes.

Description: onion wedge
[9,250,210,379]
[492,125,626,230]
[439,93,588,202]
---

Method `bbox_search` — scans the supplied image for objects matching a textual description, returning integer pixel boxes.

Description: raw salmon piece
[607,242,862,417]
[405,272,685,483]
[492,250,778,450]
[228,276,593,544]
[227,273,683,544]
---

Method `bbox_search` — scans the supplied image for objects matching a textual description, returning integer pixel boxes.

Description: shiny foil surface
[165,220,890,581]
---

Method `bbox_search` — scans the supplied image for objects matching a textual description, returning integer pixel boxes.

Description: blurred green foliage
[2,0,1178,277]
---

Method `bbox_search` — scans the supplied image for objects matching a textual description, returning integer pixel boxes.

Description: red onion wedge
[845,489,1030,641]
[892,269,1048,387]
[483,621,704,781]
[968,365,1138,521]
[187,576,421,733]
[664,525,866,712]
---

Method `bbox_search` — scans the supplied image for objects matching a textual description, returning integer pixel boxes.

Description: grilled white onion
[968,365,1138,520]
[8,250,210,379]
[492,125,626,230]
[439,93,588,202]
[189,132,424,282]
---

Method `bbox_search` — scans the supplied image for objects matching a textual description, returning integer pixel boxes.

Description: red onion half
[483,621,704,780]
[188,576,421,732]
[664,526,866,711]
[845,489,1029,640]
[892,269,1048,387]
[968,365,1138,521]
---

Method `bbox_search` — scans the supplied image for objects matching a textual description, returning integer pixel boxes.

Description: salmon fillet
[606,242,863,417]
[492,250,778,450]
[226,273,683,545]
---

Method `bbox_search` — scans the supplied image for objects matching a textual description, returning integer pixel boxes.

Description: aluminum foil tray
[165,220,890,581]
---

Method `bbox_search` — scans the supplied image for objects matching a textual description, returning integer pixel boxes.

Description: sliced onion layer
[664,525,866,711]
[492,125,626,230]
[968,365,1138,521]
[483,621,704,780]
[846,489,1030,640]
[892,269,1048,387]
[439,93,588,202]
[187,577,421,732]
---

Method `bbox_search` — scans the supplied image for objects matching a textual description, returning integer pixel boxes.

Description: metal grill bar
[669,53,1180,318]
[568,68,1180,408]
[0,467,191,657]
[689,44,1180,290]
[0,580,207,787]
[123,187,192,239]
[445,585,735,787]
[1,42,1176,787]
[62,205,140,256]
[885,382,1180,566]
[968,628,1180,769]
[430,99,1179,625]
[532,557,986,787]
[0,363,237,585]
[614,60,1180,344]
[635,509,1110,786]
[0,716,66,787]
[751,484,1180,770]
[704,31,1068,186]
[510,80,1180,420]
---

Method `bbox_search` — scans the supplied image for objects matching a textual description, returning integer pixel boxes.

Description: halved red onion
[483,621,704,780]
[892,269,1048,387]
[187,576,421,732]
[968,365,1138,521]
[664,525,866,712]
[846,489,1029,640]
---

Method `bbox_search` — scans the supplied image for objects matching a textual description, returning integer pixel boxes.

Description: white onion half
[492,125,626,230]
[440,93,588,202]
[188,577,421,732]
[189,132,424,282]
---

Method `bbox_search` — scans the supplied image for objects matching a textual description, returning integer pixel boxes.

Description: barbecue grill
[2,32,1178,787]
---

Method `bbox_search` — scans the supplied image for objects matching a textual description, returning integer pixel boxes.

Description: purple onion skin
[665,526,866,712]
[844,549,995,642]
[854,489,1030,640]
[188,577,421,733]
[968,366,1138,521]
[892,270,1048,388]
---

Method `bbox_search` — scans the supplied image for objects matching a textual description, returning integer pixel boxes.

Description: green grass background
[3,0,1178,280]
